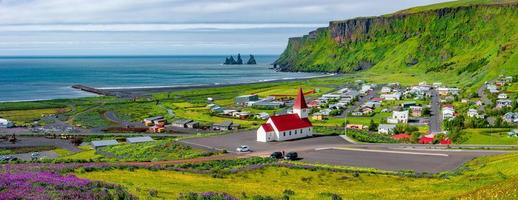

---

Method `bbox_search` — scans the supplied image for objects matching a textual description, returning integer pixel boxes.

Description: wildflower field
[75,153,518,200]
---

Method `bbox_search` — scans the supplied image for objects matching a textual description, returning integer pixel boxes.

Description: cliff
[274,0,518,85]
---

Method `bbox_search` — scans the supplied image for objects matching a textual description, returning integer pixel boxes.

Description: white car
[236,145,251,152]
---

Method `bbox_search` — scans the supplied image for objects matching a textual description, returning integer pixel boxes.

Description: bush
[178,192,238,200]
[347,130,398,143]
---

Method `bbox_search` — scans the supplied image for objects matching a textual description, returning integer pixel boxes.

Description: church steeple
[293,88,308,118]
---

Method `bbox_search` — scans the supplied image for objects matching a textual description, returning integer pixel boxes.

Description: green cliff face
[274,0,518,86]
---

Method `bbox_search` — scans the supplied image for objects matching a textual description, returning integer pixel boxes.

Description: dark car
[0,156,18,162]
[270,152,283,159]
[284,152,298,160]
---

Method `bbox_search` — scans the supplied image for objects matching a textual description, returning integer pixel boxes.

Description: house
[223,109,238,115]
[213,121,240,131]
[127,136,154,144]
[381,92,401,100]
[360,107,374,115]
[257,88,313,142]
[251,101,285,109]
[186,121,199,129]
[409,106,423,117]
[364,101,381,108]
[91,140,118,149]
[346,124,365,130]
[442,106,455,119]
[312,112,324,121]
[387,110,409,124]
[360,85,372,94]
[235,94,259,105]
[437,87,460,96]
[498,93,508,99]
[149,125,166,133]
[172,119,193,128]
[432,82,442,88]
[381,86,392,93]
[370,97,383,103]
[143,116,164,126]
[504,76,513,83]
[0,118,13,128]
[232,111,251,119]
[503,112,518,123]
[378,124,396,134]
[508,129,518,137]
[496,99,513,109]
[307,100,320,108]
[467,109,480,118]
[401,101,417,108]
[320,108,332,116]
[256,112,270,120]
[461,99,469,103]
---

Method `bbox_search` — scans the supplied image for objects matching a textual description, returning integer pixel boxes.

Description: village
[1,74,517,167]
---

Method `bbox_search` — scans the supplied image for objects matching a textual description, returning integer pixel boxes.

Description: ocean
[0,55,321,102]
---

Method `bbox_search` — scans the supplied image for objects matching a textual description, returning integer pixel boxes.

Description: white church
[257,88,313,142]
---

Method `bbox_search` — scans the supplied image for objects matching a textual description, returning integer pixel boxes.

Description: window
[283,132,286,137]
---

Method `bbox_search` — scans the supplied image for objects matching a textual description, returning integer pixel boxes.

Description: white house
[381,92,402,101]
[387,110,409,124]
[442,107,455,119]
[496,99,513,109]
[381,86,392,93]
[0,118,13,128]
[467,109,480,118]
[498,93,508,99]
[257,88,313,142]
[378,124,396,134]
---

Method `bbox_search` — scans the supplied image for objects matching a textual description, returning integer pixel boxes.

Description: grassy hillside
[274,0,518,90]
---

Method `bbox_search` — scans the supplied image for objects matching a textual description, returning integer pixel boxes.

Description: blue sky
[0,0,450,56]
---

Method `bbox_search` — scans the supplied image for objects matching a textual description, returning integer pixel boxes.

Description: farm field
[76,153,518,200]
[461,128,518,145]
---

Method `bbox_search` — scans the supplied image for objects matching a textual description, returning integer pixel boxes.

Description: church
[257,88,313,142]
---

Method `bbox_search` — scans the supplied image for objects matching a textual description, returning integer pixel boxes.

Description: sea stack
[247,55,257,65]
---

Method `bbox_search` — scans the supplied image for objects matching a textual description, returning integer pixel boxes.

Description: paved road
[0,137,80,152]
[477,84,492,112]
[338,86,380,118]
[180,132,513,173]
[429,89,442,133]
[0,130,193,137]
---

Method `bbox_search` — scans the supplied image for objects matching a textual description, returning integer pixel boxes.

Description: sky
[0,0,451,56]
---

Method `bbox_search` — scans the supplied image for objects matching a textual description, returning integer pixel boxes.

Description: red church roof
[270,114,312,131]
[260,123,274,132]
[293,88,308,109]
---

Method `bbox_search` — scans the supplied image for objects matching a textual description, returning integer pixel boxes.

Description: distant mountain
[274,0,518,87]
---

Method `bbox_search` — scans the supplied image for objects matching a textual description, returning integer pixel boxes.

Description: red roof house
[257,88,313,142]
[440,138,452,145]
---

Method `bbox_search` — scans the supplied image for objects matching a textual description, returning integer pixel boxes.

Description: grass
[76,152,518,200]
[0,108,66,125]
[56,146,102,161]
[461,128,518,145]
[0,146,57,155]
[96,139,208,161]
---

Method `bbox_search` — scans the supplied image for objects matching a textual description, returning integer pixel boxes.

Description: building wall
[276,127,312,141]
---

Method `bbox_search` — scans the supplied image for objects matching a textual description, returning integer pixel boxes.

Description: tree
[368,119,378,131]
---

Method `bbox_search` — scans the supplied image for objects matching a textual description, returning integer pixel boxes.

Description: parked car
[0,156,18,162]
[270,152,283,159]
[31,152,40,160]
[284,152,298,160]
[236,145,251,152]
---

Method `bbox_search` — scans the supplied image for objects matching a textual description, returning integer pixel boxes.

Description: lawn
[0,108,67,125]
[55,146,102,161]
[76,153,518,200]
[96,139,209,161]
[461,128,518,145]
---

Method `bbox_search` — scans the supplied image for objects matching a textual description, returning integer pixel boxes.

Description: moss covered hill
[274,0,518,87]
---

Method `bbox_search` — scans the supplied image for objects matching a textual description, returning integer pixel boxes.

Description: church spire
[293,88,308,109]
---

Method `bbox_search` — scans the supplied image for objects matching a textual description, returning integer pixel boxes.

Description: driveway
[180,131,509,173]
[429,89,442,133]
[180,131,350,153]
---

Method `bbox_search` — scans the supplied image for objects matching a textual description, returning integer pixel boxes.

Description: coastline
[73,73,340,98]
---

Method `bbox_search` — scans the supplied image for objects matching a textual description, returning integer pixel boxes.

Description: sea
[0,55,322,102]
